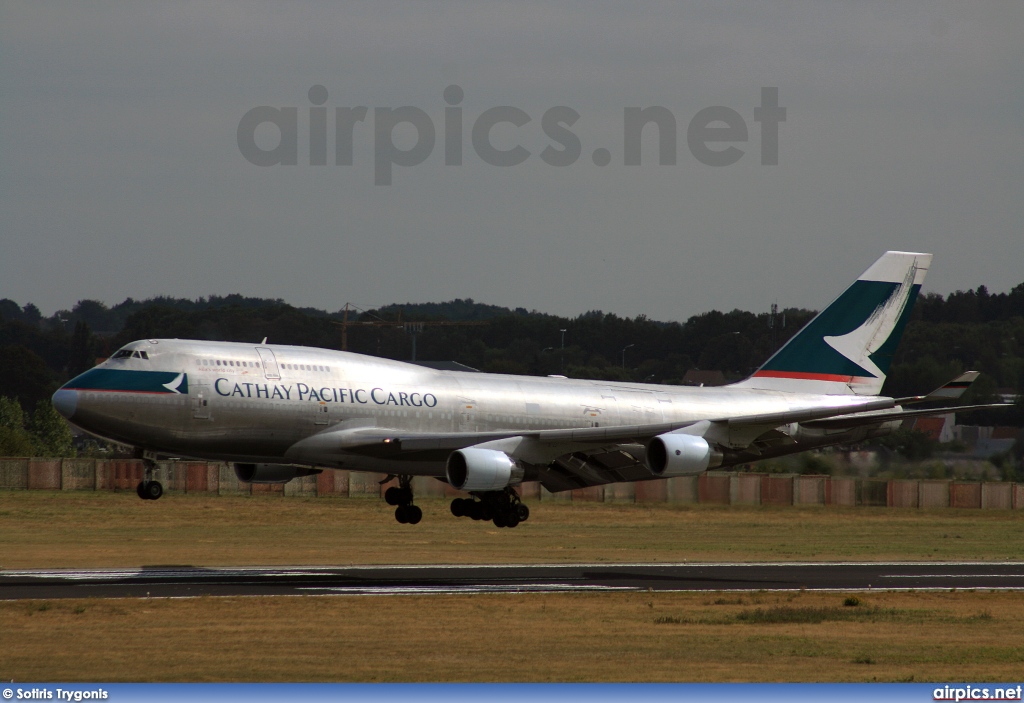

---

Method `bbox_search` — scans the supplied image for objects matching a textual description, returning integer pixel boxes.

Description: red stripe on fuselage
[63,388,171,395]
[752,370,865,383]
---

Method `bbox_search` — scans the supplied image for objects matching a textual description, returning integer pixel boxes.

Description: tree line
[2,281,1023,441]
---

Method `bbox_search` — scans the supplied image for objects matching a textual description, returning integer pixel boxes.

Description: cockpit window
[113,348,149,360]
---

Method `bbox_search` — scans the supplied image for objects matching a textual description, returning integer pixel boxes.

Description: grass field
[2,491,1024,568]
[2,590,1023,681]
[2,491,1024,682]
[4,493,1024,568]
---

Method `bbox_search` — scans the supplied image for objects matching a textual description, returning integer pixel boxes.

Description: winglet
[896,371,981,404]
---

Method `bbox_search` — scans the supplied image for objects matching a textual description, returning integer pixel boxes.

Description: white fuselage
[56,338,884,476]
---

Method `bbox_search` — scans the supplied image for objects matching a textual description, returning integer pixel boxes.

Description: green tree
[68,321,97,376]
[0,344,57,409]
[0,396,37,456]
[28,401,75,457]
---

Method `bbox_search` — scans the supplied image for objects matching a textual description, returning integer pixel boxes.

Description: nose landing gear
[450,487,529,528]
[384,475,422,524]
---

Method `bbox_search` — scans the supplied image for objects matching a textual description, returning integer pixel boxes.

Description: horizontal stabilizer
[895,371,981,405]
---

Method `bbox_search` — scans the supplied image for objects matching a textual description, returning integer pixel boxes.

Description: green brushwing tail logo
[822,263,919,380]
[756,267,920,382]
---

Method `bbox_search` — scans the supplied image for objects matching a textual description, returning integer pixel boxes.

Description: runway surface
[3,562,1024,599]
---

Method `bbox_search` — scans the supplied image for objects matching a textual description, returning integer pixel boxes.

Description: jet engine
[645,433,721,477]
[234,463,322,484]
[446,447,524,492]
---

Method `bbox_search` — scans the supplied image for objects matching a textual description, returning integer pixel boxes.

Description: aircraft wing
[801,402,1012,430]
[286,397,896,464]
[283,396,1010,492]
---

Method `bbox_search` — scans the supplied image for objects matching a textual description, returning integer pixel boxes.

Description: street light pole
[621,343,635,369]
[559,329,567,374]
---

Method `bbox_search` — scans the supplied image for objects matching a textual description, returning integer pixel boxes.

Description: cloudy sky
[2,2,1021,321]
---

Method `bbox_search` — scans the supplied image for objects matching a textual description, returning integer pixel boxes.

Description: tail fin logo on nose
[162,373,186,394]
[823,263,918,380]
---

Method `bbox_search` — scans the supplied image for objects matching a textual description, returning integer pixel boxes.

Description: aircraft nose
[52,388,79,421]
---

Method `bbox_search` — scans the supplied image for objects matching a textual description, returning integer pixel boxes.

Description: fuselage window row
[191,358,331,374]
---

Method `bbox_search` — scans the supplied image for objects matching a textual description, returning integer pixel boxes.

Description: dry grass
[3,492,1024,682]
[2,491,1024,568]
[2,590,1023,682]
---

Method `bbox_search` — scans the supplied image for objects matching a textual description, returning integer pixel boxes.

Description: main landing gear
[136,457,163,500]
[450,487,530,529]
[384,475,422,525]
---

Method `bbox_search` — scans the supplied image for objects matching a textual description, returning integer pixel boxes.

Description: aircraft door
[256,347,280,380]
[191,381,211,420]
[458,398,477,432]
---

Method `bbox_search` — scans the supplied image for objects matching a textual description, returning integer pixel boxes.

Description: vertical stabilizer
[732,251,931,395]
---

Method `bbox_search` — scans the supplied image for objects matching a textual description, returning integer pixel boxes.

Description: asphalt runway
[2,562,1024,599]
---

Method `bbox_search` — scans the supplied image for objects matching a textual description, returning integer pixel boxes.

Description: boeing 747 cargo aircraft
[51,252,1003,527]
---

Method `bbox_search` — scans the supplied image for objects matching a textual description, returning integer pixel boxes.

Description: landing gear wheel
[493,513,508,528]
[137,481,148,500]
[450,498,467,517]
[388,476,422,524]
[515,503,530,522]
[144,480,163,500]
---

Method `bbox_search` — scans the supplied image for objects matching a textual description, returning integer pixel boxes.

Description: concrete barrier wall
[348,471,382,497]
[982,482,1013,510]
[635,479,668,503]
[920,480,950,508]
[732,474,763,506]
[61,459,96,490]
[667,476,698,504]
[860,479,888,507]
[571,486,604,502]
[283,473,318,497]
[700,473,731,504]
[762,475,794,506]
[0,458,30,489]
[828,477,857,506]
[218,463,250,495]
[951,482,982,509]
[603,481,636,503]
[518,481,542,501]
[3,457,1024,510]
[889,480,920,508]
[541,486,571,502]
[795,476,826,506]
[28,459,61,489]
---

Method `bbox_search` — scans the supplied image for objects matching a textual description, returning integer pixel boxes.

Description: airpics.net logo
[237,85,786,185]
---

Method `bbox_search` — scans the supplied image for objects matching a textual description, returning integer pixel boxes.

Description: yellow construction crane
[334,303,488,361]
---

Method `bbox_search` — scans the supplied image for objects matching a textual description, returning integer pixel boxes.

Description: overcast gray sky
[2,2,1021,321]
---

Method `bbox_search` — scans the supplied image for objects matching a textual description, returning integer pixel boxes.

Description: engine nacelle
[234,463,321,484]
[646,433,720,477]
[446,447,524,491]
